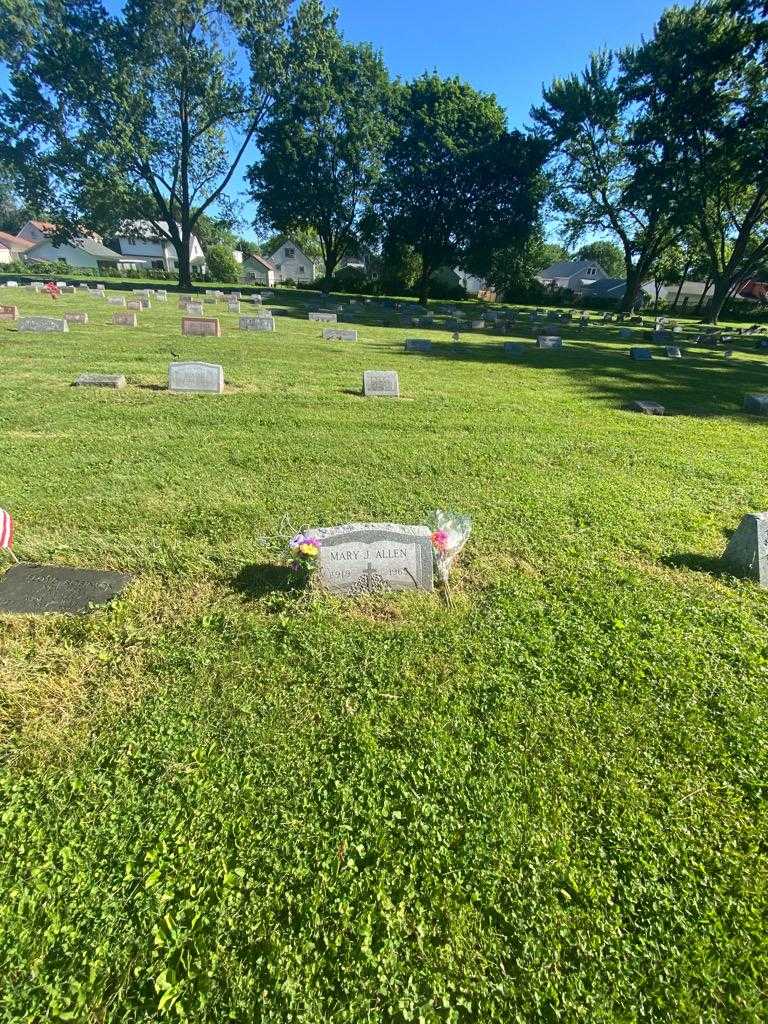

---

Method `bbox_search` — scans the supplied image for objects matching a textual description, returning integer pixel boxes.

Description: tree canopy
[375,74,547,305]
[249,0,392,289]
[0,0,291,287]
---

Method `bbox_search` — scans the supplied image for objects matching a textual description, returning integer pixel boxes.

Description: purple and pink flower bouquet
[287,532,322,578]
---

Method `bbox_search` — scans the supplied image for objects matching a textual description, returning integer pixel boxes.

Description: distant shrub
[333,266,368,294]
[205,244,239,284]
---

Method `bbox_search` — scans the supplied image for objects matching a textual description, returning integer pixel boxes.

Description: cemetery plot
[112,312,138,327]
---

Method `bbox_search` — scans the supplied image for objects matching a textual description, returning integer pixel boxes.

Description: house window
[285,247,295,258]
[298,266,305,274]
[151,259,164,270]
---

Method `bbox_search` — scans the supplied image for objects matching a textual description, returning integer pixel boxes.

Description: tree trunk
[177,239,192,291]
[671,260,692,311]
[695,276,711,312]
[620,261,647,313]
[417,259,431,307]
[323,249,340,293]
[703,274,731,325]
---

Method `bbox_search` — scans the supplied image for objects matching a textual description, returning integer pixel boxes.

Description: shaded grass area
[1,287,768,1022]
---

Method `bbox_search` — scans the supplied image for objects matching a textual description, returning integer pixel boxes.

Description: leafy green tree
[0,0,291,289]
[205,243,240,283]
[575,240,624,277]
[621,0,768,323]
[249,0,392,291]
[376,74,546,306]
[532,52,680,312]
[194,213,239,256]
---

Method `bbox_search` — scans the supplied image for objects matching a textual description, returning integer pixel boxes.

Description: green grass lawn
[1,286,767,1023]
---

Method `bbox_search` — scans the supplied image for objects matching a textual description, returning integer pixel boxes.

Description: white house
[536,260,608,294]
[0,230,33,264]
[641,279,714,306]
[268,239,316,284]
[240,254,278,287]
[112,221,207,274]
[16,220,63,244]
[23,235,143,271]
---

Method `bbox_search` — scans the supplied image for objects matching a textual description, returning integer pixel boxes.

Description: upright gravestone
[64,312,89,325]
[744,394,768,416]
[168,361,224,394]
[182,317,221,337]
[240,315,275,332]
[537,335,563,350]
[0,305,18,321]
[721,512,768,587]
[126,300,142,311]
[363,371,399,398]
[112,312,138,328]
[665,346,682,359]
[18,316,69,333]
[108,297,127,307]
[309,312,337,323]
[311,523,434,595]
[227,300,241,314]
[0,563,134,615]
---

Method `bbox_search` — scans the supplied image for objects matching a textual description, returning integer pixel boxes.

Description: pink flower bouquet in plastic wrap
[427,510,472,603]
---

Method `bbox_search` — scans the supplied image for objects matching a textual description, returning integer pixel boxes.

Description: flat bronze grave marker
[0,563,134,614]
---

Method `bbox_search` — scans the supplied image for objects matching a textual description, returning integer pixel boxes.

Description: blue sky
[11,0,690,241]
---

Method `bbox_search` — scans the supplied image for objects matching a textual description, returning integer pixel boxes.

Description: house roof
[245,253,277,271]
[25,236,125,260]
[586,276,627,298]
[28,219,58,233]
[118,219,178,240]
[0,230,33,251]
[539,260,605,278]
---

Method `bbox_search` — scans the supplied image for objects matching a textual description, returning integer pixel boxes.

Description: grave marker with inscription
[168,361,224,394]
[108,297,127,307]
[112,312,138,327]
[537,335,563,349]
[64,312,89,325]
[309,312,337,323]
[0,563,133,614]
[323,328,358,342]
[0,305,18,321]
[363,371,399,398]
[74,373,127,389]
[182,317,221,337]
[18,316,69,333]
[404,338,433,353]
[239,316,275,332]
[312,524,434,595]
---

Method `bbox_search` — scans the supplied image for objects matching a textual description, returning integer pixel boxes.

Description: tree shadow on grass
[395,339,768,420]
[231,563,299,600]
